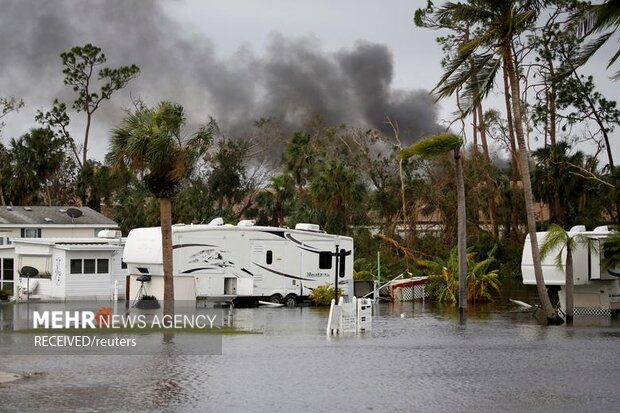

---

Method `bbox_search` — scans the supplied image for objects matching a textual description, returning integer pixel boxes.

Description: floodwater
[0,283,619,413]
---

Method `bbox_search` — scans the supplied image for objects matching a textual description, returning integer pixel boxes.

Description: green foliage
[400,133,462,160]
[206,138,250,210]
[282,131,318,188]
[468,256,501,302]
[602,227,620,270]
[539,224,596,270]
[1,128,65,205]
[309,284,342,306]
[532,145,615,229]
[0,288,12,300]
[109,101,214,199]
[420,247,501,303]
[110,177,159,235]
[60,44,140,115]
[0,96,24,134]
[249,173,296,227]
[76,160,116,211]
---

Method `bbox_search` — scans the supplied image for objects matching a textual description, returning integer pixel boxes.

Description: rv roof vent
[44,217,53,222]
[6,206,12,211]
[295,223,321,232]
[174,223,186,226]
[23,206,32,211]
[569,225,587,233]
[98,229,122,238]
[237,220,256,227]
[208,217,224,226]
[58,208,66,213]
[593,225,609,233]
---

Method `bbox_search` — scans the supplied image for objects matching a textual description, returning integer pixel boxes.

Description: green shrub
[0,288,13,300]
[309,284,343,306]
[420,247,501,303]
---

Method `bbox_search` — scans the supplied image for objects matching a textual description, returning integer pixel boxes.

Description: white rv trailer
[123,219,354,306]
[521,225,620,317]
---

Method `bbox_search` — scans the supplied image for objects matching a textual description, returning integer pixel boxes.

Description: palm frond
[432,46,478,99]
[400,133,462,160]
[459,55,502,111]
[437,2,495,25]
[570,32,614,71]
[608,46,620,69]
[539,224,569,260]
[572,0,620,37]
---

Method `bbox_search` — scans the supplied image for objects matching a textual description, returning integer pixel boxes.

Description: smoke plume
[0,0,441,158]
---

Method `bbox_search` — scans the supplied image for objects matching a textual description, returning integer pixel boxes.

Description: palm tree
[109,101,213,315]
[401,132,468,314]
[308,160,366,235]
[601,227,620,273]
[570,0,620,78]
[540,224,594,323]
[429,0,560,324]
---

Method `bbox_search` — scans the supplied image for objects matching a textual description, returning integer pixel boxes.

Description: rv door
[250,240,295,296]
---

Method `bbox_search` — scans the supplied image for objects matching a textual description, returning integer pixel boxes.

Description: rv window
[83,259,96,274]
[97,259,109,274]
[121,260,127,269]
[266,250,273,265]
[70,259,82,274]
[319,251,332,269]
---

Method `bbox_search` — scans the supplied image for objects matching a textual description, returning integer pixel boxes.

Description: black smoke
[0,0,441,157]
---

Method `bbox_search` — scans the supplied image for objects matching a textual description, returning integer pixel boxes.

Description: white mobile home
[13,235,125,301]
[123,220,354,306]
[521,225,620,317]
[0,206,119,296]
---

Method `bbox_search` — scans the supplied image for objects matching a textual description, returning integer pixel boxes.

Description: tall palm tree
[540,225,593,323]
[401,132,468,314]
[430,0,560,323]
[109,101,213,315]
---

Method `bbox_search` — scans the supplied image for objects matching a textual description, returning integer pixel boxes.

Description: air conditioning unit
[237,220,256,227]
[295,223,320,232]
[98,230,122,238]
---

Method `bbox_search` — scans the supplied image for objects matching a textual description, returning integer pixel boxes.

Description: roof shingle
[0,206,117,226]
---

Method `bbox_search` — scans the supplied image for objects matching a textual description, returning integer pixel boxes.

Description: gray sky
[1,0,618,163]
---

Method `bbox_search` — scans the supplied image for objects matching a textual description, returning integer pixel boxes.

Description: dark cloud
[0,0,441,156]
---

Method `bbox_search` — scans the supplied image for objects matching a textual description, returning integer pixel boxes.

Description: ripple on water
[0,303,619,412]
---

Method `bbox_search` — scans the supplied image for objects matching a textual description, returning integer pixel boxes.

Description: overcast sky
[1,0,618,162]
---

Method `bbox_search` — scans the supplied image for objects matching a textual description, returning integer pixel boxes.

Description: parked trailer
[521,225,620,317]
[123,219,354,306]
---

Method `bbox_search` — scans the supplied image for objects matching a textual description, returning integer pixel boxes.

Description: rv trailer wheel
[284,294,299,308]
[268,294,283,305]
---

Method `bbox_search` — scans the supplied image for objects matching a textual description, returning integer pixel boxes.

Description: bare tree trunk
[502,44,558,324]
[503,67,521,241]
[477,102,498,238]
[160,197,174,316]
[83,113,91,167]
[566,246,574,324]
[455,148,467,316]
[472,104,478,148]
[398,157,412,242]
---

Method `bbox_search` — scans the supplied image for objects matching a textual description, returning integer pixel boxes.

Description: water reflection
[0,288,618,412]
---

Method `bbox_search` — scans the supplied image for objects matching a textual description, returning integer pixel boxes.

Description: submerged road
[0,302,619,412]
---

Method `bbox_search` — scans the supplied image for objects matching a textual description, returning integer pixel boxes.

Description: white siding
[64,250,116,300]
[42,228,98,238]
